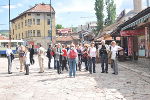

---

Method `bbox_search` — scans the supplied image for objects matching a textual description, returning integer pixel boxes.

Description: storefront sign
[120,28,145,36]
[128,37,133,56]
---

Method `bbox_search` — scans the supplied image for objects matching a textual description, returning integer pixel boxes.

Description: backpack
[99,45,107,55]
[69,50,77,59]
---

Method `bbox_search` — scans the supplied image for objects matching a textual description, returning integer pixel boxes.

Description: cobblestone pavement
[0,56,150,100]
[118,58,150,77]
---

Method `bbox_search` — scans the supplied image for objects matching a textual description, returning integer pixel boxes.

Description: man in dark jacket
[29,45,35,65]
[47,45,52,69]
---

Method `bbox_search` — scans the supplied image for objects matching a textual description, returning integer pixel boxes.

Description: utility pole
[9,0,11,47]
[50,0,52,42]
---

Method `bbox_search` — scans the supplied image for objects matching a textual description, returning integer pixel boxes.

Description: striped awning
[121,13,150,31]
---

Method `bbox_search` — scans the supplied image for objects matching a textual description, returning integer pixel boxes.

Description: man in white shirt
[110,41,123,75]
[38,44,46,73]
[6,45,13,74]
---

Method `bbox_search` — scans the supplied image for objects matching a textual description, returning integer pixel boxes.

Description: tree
[95,0,104,35]
[105,0,116,26]
[56,24,64,29]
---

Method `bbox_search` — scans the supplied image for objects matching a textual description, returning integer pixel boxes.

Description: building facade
[11,3,56,48]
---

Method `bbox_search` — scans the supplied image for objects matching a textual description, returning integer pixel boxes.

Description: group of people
[6,40,123,77]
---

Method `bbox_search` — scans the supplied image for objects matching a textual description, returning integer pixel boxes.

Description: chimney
[133,0,142,12]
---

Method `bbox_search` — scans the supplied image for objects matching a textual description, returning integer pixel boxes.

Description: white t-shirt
[89,47,97,57]
[6,48,13,56]
[111,45,122,60]
[38,47,46,58]
[25,52,30,65]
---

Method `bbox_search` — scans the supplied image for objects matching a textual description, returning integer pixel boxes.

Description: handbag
[11,54,15,60]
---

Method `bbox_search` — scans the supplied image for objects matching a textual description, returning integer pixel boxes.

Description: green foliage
[95,0,104,33]
[105,0,116,26]
[56,24,64,29]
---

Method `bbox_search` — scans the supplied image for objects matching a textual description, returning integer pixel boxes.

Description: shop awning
[120,28,145,36]
[121,13,150,31]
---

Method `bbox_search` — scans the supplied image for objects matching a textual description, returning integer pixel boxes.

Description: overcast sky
[0,0,148,30]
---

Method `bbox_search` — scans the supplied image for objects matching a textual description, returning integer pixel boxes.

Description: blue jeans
[56,60,61,74]
[69,58,76,77]
[100,54,108,72]
[89,57,96,73]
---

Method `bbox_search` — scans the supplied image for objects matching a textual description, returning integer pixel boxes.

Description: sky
[0,0,148,30]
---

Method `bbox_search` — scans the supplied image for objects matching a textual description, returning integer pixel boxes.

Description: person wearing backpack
[46,45,52,69]
[98,40,109,73]
[67,44,78,78]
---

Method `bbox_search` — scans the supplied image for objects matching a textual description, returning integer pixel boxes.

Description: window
[28,13,31,16]
[33,30,35,37]
[27,30,30,37]
[16,35,17,39]
[28,19,30,26]
[13,29,14,35]
[19,33,20,39]
[37,30,41,37]
[37,13,40,16]
[25,31,27,38]
[37,19,40,25]
[22,33,23,39]
[25,20,27,26]
[47,19,50,25]
[18,23,20,29]
[48,30,51,37]
[15,25,17,30]
[47,14,50,16]
[33,18,35,25]
[30,30,32,37]
[21,22,23,28]
[30,19,32,25]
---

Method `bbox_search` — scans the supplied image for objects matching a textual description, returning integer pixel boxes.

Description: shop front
[120,28,145,59]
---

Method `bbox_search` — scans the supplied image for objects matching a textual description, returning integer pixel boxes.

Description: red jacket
[62,48,67,57]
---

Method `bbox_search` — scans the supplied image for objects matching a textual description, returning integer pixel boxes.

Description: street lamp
[50,0,52,42]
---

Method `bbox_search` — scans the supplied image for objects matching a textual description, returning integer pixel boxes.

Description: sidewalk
[118,58,150,78]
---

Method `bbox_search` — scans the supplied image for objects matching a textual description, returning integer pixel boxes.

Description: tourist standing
[67,44,78,77]
[55,43,63,74]
[18,45,25,72]
[38,44,46,73]
[24,46,30,75]
[29,45,35,65]
[98,40,109,73]
[110,41,123,75]
[6,45,14,74]
[88,43,97,74]
[47,45,52,69]
[62,45,68,71]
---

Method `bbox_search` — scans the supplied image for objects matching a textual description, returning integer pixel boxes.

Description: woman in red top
[62,45,68,71]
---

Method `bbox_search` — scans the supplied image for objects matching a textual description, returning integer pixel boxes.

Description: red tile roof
[56,36,79,42]
[11,3,55,22]
[27,3,55,13]
[0,34,8,40]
